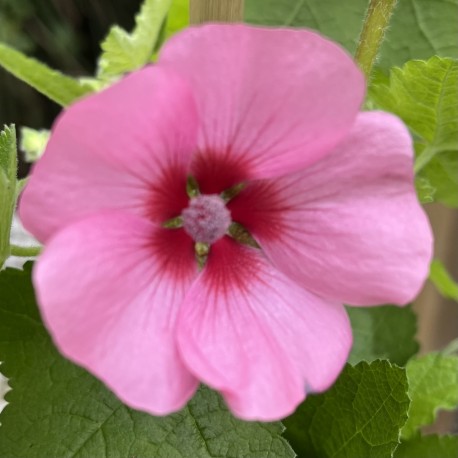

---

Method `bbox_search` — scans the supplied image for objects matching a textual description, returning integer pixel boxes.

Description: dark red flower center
[150,153,280,270]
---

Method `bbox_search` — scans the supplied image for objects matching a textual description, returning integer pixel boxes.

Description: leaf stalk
[9,244,42,257]
[354,0,398,80]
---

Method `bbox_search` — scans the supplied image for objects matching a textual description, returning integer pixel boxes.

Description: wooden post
[414,204,458,434]
[190,0,244,24]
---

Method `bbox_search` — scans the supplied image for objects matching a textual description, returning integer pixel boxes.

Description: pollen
[182,194,231,244]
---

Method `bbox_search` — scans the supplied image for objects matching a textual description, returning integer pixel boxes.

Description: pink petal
[177,238,351,421]
[230,112,433,306]
[20,66,198,243]
[34,212,198,414]
[158,24,365,181]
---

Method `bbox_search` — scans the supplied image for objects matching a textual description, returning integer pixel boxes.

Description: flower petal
[34,212,198,414]
[158,24,364,180]
[177,238,351,421]
[20,66,198,243]
[230,112,433,306]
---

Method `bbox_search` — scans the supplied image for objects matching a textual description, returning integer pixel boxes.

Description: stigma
[182,194,231,244]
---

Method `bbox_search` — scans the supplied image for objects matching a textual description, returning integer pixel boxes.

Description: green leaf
[244,0,458,70]
[394,435,458,458]
[165,0,189,40]
[378,0,458,70]
[283,361,410,458]
[401,352,458,439]
[19,127,49,163]
[0,265,295,458]
[0,42,93,106]
[245,0,367,54]
[415,177,436,204]
[429,259,458,301]
[347,305,419,366]
[0,125,17,268]
[98,0,172,79]
[0,125,16,186]
[151,0,189,60]
[371,57,458,207]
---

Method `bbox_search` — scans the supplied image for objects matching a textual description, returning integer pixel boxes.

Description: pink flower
[20,25,432,421]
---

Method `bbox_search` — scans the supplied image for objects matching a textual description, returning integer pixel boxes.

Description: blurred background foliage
[0,0,141,131]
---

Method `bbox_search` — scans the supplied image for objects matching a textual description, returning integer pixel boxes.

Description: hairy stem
[355,0,398,79]
[189,0,244,24]
[9,244,42,257]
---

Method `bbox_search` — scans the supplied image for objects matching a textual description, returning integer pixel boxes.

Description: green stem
[354,0,398,80]
[9,244,42,257]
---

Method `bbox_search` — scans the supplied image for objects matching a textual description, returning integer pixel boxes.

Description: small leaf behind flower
[415,176,436,204]
[164,0,189,40]
[20,127,49,163]
[97,0,172,79]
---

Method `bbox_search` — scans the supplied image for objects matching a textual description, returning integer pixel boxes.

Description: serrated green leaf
[0,265,294,458]
[371,57,458,146]
[283,361,410,458]
[19,127,49,163]
[417,149,458,206]
[394,434,458,458]
[0,42,93,106]
[415,176,436,204]
[429,259,458,301]
[347,305,419,366]
[245,0,458,70]
[370,57,458,207]
[98,0,172,79]
[0,125,15,178]
[151,0,189,60]
[0,125,17,268]
[401,353,458,439]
